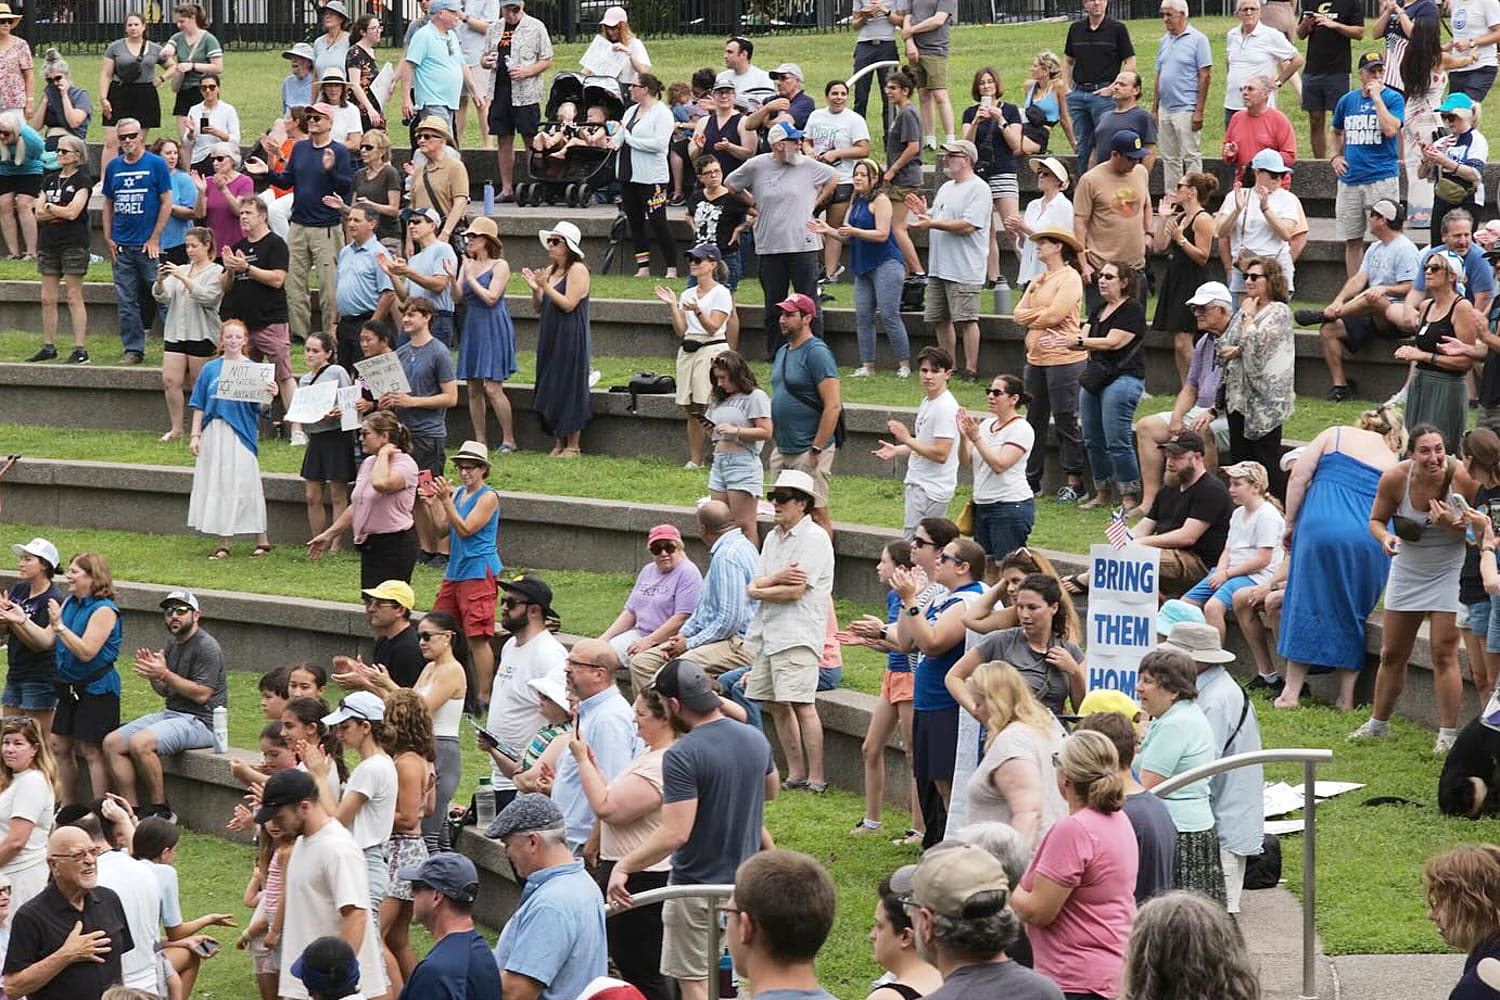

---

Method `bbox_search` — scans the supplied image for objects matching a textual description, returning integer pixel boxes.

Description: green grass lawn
[39,19,1500,158]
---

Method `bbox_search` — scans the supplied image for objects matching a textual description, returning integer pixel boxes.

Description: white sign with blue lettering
[1085,544,1159,699]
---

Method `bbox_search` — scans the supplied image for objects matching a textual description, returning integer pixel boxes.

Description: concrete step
[0,287,1415,401]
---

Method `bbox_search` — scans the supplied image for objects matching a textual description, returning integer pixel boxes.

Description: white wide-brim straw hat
[539,220,585,258]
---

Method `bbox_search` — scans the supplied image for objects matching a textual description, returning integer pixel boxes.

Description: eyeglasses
[716,905,742,930]
[416,630,450,642]
[1244,272,1266,281]
[501,597,531,610]
[566,656,607,670]
[649,542,677,555]
[363,598,399,609]
[49,847,106,863]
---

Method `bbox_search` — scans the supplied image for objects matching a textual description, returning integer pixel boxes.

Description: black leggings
[1227,411,1286,500]
[621,181,678,273]
[594,862,671,1000]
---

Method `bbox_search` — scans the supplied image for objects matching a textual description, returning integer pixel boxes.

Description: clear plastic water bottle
[476,776,496,827]
[212,705,228,754]
[483,182,495,216]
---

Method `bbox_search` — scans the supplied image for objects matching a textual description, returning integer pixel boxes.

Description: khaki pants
[288,221,344,342]
[1158,547,1209,598]
[629,636,753,696]
[1157,108,1201,191]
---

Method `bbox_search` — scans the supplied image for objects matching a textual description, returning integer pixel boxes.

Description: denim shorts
[112,710,216,755]
[708,449,764,496]
[2,679,57,711]
[1465,596,1500,653]
[1184,573,1260,609]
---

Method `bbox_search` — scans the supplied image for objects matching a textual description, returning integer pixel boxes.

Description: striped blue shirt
[681,528,759,649]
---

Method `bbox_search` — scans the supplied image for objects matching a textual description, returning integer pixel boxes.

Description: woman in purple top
[600,523,704,669]
[195,141,252,250]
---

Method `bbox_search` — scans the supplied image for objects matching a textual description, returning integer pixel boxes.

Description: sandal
[783,776,809,790]
[251,544,274,557]
[892,829,923,846]
[556,447,581,460]
[806,780,827,794]
[208,546,230,560]
[1077,495,1112,510]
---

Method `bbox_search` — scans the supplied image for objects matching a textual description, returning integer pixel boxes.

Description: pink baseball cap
[647,524,682,547]
[307,102,338,118]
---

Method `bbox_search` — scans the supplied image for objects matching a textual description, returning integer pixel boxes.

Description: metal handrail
[1153,748,1333,1000]
[608,884,736,1000]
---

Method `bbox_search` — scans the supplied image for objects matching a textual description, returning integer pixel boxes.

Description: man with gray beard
[726,122,839,358]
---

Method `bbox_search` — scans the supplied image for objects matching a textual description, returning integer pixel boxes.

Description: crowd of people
[4,2,1500,999]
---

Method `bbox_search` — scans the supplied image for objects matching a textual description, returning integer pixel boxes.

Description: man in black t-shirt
[1296,0,1364,158]
[1064,0,1135,172]
[1133,430,1233,596]
[220,198,295,430]
[334,580,426,689]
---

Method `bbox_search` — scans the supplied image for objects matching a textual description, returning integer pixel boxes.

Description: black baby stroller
[515,72,628,208]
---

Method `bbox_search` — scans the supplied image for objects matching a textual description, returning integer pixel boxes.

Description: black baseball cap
[652,659,720,713]
[253,768,319,824]
[500,573,553,615]
[1160,430,1206,455]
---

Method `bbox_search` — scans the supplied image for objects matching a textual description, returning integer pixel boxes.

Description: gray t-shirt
[396,337,457,441]
[967,627,1083,717]
[909,0,957,54]
[104,38,163,87]
[297,363,353,436]
[887,104,923,187]
[925,959,1063,1000]
[725,155,837,255]
[928,175,994,286]
[165,627,227,726]
[707,388,772,456]
[854,0,897,42]
[1122,789,1177,904]
[661,717,773,885]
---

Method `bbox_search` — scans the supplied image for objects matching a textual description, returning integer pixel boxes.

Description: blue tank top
[885,590,913,674]
[55,595,123,696]
[446,484,504,582]
[914,582,984,711]
[848,196,905,277]
[1024,81,1061,124]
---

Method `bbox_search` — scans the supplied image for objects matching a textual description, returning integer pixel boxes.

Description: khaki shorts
[675,341,730,406]
[910,53,950,91]
[924,276,981,324]
[745,645,820,704]
[769,447,835,508]
[661,895,716,981]
[1157,547,1209,596]
[1334,176,1400,241]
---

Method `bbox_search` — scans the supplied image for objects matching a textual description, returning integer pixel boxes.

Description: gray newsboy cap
[486,792,565,840]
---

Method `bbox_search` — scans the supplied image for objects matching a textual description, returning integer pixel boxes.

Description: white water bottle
[476,776,496,826]
[212,705,228,754]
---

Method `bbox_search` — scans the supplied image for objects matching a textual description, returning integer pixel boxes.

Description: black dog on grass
[1439,716,1500,817]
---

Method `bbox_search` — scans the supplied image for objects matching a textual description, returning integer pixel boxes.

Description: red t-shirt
[1223,107,1296,188]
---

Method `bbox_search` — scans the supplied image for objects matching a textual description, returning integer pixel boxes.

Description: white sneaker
[684,461,701,470]
[589,369,602,388]
[289,429,309,447]
[851,367,874,378]
[1347,718,1393,741]
[896,365,911,378]
[1433,732,1457,754]
[1385,386,1408,408]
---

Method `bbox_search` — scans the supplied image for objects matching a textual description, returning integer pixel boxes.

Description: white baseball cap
[10,538,58,570]
[1185,281,1233,307]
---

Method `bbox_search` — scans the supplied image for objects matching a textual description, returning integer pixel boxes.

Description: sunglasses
[118,132,140,140]
[502,597,531,609]
[910,536,935,548]
[767,491,801,504]
[938,552,967,566]
[416,630,450,642]
[201,84,219,90]
[211,155,229,162]
[46,76,62,83]
[1244,272,1266,280]
[649,542,677,555]
[418,132,443,141]
[162,606,194,616]
[986,388,1009,396]
[359,144,375,151]
[546,237,564,246]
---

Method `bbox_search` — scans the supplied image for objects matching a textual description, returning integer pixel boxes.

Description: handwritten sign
[1085,543,1160,699]
[214,360,275,403]
[283,381,339,424]
[337,386,363,432]
[354,353,411,398]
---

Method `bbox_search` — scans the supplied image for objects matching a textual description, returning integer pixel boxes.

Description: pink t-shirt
[351,452,418,544]
[203,173,254,252]
[1020,806,1138,998]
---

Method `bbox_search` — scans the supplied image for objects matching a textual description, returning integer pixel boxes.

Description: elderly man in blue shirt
[1163,621,1264,916]
[549,637,639,855]
[1153,0,1213,190]
[628,500,760,695]
[334,205,395,370]
[489,795,608,1000]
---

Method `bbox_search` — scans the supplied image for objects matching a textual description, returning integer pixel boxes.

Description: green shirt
[1138,699,1216,833]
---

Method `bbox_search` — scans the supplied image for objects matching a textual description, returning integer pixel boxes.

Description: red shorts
[433,573,499,637]
[248,323,293,382]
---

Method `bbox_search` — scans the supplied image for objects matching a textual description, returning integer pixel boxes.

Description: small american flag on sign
[1106,508,1133,550]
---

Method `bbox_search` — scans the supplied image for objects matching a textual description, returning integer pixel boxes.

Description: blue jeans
[1066,89,1114,172]
[721,663,841,731]
[410,104,456,148]
[113,245,157,356]
[855,258,910,366]
[973,497,1035,559]
[1079,374,1144,491]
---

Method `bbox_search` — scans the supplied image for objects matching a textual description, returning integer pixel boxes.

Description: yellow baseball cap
[361,580,415,609]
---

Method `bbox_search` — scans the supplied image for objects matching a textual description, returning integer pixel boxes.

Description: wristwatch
[905,604,922,616]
